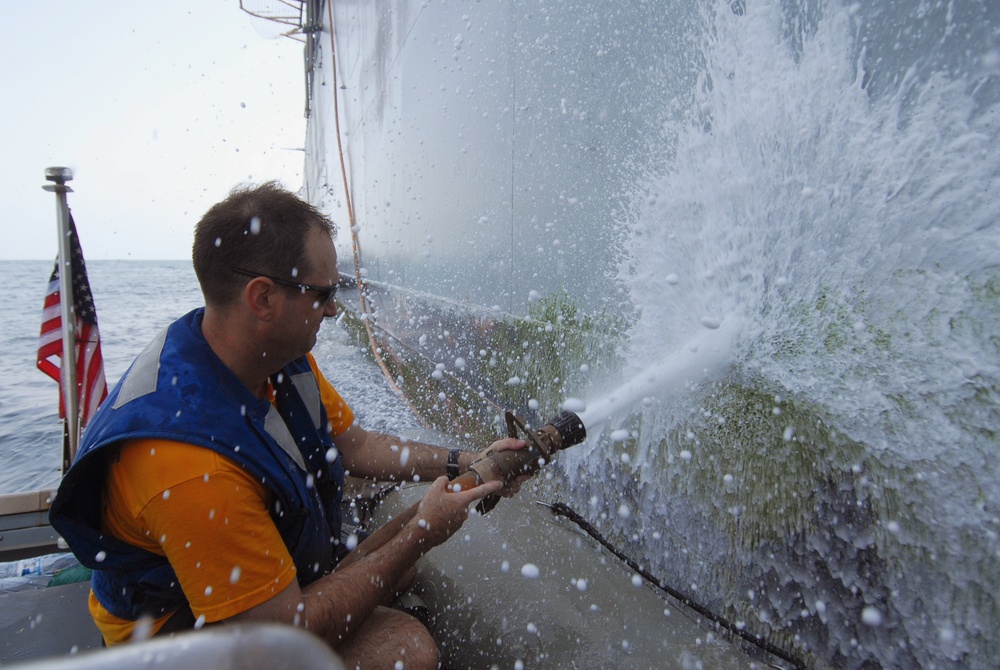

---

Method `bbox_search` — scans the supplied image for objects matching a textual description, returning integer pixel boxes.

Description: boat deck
[1,582,100,664]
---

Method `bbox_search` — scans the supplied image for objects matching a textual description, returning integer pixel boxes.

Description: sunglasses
[231,266,338,305]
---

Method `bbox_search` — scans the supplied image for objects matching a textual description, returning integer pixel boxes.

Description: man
[50,182,523,669]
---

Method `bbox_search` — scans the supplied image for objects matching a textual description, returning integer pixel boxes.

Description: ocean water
[0,260,416,494]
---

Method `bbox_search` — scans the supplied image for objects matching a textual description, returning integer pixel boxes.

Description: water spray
[578,320,739,430]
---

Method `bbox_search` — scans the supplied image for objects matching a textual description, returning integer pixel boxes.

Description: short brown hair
[192,182,335,305]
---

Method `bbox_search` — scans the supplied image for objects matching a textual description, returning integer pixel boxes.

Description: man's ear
[244,277,278,321]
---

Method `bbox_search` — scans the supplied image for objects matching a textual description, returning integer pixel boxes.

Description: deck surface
[0,581,102,664]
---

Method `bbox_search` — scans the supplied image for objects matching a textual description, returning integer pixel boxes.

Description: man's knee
[338,607,438,670]
[389,611,437,670]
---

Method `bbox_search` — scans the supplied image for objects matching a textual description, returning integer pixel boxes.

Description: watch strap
[447,448,462,480]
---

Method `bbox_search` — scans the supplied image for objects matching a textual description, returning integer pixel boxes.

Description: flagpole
[42,166,80,469]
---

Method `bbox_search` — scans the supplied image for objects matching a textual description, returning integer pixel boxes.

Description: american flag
[37,214,107,427]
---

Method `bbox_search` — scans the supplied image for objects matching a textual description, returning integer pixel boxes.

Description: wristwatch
[447,448,462,480]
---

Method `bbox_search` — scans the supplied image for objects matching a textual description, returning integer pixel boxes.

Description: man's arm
[312,357,524,485]
[227,476,501,645]
[333,424,524,484]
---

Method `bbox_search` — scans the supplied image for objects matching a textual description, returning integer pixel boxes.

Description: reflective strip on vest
[113,326,168,409]
[291,372,322,429]
[264,405,308,471]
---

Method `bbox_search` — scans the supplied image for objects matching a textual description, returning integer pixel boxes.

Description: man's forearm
[224,515,429,641]
[300,474,492,645]
[301,516,431,644]
[384,436,477,481]
[341,427,476,482]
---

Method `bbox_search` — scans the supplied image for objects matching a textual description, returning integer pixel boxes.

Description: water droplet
[700,317,721,329]
[861,606,883,626]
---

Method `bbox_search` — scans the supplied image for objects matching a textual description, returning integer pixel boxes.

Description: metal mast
[42,166,80,469]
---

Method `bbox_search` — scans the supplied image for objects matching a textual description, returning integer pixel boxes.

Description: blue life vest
[49,308,345,621]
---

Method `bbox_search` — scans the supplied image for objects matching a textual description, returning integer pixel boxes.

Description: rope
[538,501,806,670]
[324,3,502,437]
[323,1,513,433]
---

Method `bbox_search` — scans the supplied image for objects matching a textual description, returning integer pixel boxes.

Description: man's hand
[481,437,527,455]
[409,476,503,548]
[476,437,530,496]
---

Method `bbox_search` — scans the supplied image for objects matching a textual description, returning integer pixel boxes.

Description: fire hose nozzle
[544,410,588,451]
[455,410,587,514]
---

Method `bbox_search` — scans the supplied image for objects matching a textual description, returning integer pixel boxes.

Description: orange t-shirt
[89,354,354,645]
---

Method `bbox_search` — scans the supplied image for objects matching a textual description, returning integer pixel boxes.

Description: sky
[1,1,307,260]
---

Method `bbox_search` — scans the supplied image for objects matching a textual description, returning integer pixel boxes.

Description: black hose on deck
[538,501,807,670]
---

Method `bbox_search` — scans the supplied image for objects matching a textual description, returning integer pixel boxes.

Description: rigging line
[537,501,807,670]
[322,3,519,434]
[324,0,428,428]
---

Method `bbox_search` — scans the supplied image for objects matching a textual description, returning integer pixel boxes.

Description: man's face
[284,225,339,357]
